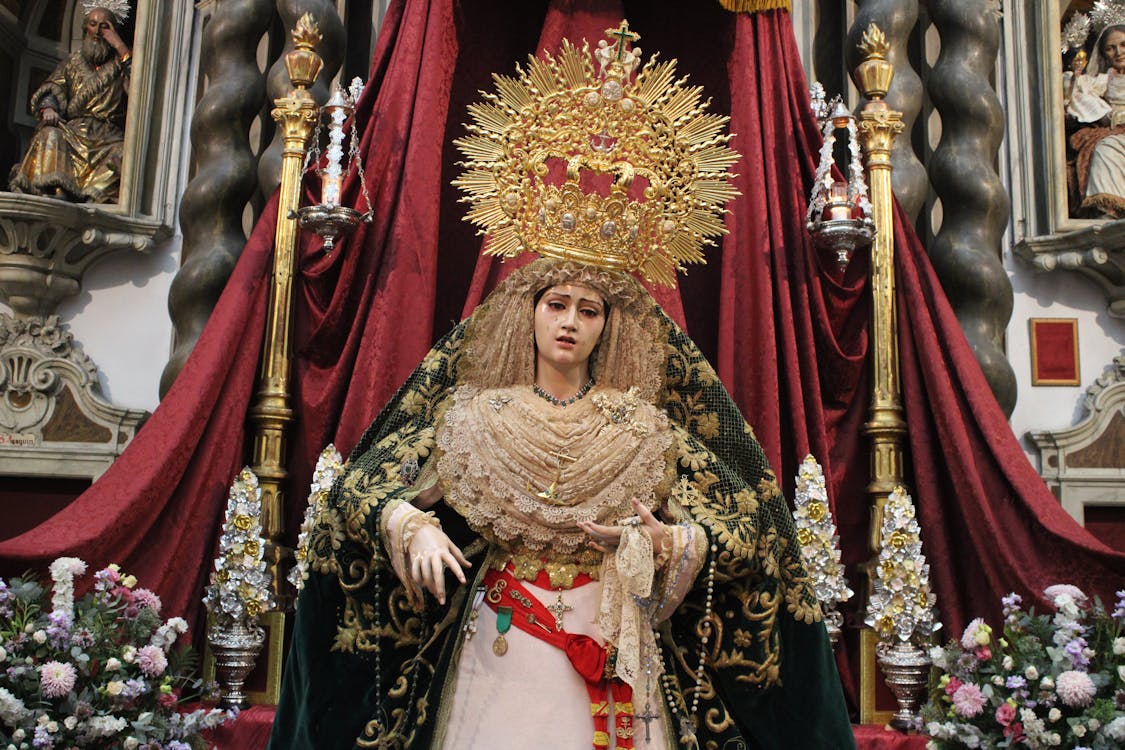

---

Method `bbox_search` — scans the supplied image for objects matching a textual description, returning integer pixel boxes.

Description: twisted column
[927,0,1016,415]
[847,0,927,220]
[161,0,274,395]
[257,0,345,196]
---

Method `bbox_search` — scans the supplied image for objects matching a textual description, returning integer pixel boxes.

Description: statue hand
[408,523,470,606]
[100,25,129,58]
[39,107,59,126]
[579,498,669,557]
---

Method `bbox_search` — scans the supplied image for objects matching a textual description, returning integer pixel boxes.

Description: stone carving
[0,193,169,318]
[1015,220,1125,319]
[1029,356,1125,526]
[0,313,147,480]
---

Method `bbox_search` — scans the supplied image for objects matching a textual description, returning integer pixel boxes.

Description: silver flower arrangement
[202,468,274,709]
[865,485,941,731]
[203,468,274,628]
[864,485,940,644]
[792,454,853,645]
[288,445,344,593]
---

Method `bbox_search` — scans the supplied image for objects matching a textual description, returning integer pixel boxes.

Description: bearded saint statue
[8,1,132,204]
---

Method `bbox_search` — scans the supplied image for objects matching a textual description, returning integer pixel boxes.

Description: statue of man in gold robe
[8,2,132,204]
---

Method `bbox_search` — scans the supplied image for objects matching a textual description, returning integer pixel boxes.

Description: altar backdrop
[2,0,1123,713]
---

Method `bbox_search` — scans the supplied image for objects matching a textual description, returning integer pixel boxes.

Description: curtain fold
[2,1,1122,715]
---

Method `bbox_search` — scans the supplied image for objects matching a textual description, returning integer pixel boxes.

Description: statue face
[1102,27,1125,73]
[533,284,606,374]
[84,9,114,40]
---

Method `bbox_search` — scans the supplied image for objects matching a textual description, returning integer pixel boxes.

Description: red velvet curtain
[3,0,1123,714]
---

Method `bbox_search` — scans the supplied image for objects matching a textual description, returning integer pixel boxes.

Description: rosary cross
[636,702,659,742]
[546,594,573,631]
[605,20,640,62]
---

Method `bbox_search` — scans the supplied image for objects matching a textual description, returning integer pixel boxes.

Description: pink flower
[952,683,987,718]
[995,702,1016,726]
[1056,670,1097,708]
[132,589,162,614]
[157,691,178,708]
[975,646,992,661]
[136,645,168,678]
[944,676,963,698]
[1003,722,1024,742]
[39,660,77,698]
[961,617,992,649]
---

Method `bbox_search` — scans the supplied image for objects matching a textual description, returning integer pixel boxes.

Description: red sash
[482,565,635,749]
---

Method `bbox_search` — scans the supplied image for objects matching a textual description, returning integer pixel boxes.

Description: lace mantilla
[436,385,673,554]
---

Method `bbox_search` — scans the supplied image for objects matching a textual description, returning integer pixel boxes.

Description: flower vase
[876,639,932,732]
[208,621,266,709]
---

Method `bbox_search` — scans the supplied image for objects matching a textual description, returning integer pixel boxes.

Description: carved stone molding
[1028,356,1125,525]
[0,194,171,318]
[1014,221,1125,319]
[0,313,148,480]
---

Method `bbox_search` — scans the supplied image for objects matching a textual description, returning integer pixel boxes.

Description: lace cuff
[652,522,708,623]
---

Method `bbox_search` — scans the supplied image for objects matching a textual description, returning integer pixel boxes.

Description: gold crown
[453,20,739,287]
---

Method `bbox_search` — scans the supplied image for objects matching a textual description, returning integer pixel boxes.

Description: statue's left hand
[579,498,668,557]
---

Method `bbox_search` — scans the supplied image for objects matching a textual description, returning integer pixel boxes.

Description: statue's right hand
[408,524,470,605]
[39,107,59,126]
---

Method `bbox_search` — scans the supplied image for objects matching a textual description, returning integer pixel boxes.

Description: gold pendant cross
[546,593,573,631]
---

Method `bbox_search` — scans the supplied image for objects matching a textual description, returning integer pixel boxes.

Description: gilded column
[258,0,345,196]
[928,0,1016,415]
[854,25,908,725]
[161,0,274,395]
[847,0,927,220]
[248,15,322,600]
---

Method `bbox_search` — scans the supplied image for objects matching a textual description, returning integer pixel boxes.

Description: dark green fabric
[268,305,855,749]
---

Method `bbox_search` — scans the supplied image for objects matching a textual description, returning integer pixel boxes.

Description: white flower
[45,721,57,733]
[1113,636,1125,656]
[104,657,121,671]
[63,716,77,730]
[1118,664,1125,682]
[32,630,46,644]
[12,729,24,741]
[992,675,1005,686]
[1002,655,1014,671]
[48,556,86,618]
[1030,668,1043,683]
[0,646,6,662]
[1048,733,1061,746]
[105,680,124,696]
[1056,670,1096,707]
[1105,716,1125,741]
[123,739,139,750]
[84,715,127,737]
[122,646,136,663]
[1088,719,1100,731]
[0,687,29,725]
[1049,708,1062,722]
[1073,724,1086,738]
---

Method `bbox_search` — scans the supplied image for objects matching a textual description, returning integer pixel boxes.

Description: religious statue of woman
[269,24,854,750]
[1071,23,1125,217]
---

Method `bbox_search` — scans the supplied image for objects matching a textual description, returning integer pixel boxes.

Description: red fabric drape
[3,1,1123,715]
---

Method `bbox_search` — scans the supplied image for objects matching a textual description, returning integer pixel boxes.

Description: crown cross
[606,20,640,62]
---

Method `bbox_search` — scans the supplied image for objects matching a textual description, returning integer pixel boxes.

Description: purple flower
[122,678,147,698]
[166,742,191,750]
[46,610,72,649]
[1065,637,1090,669]
[1005,676,1027,690]
[32,724,53,748]
[1113,589,1125,622]
[71,627,94,649]
[1001,592,1022,617]
[0,579,11,618]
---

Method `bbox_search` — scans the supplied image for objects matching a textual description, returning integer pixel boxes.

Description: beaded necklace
[532,378,595,407]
